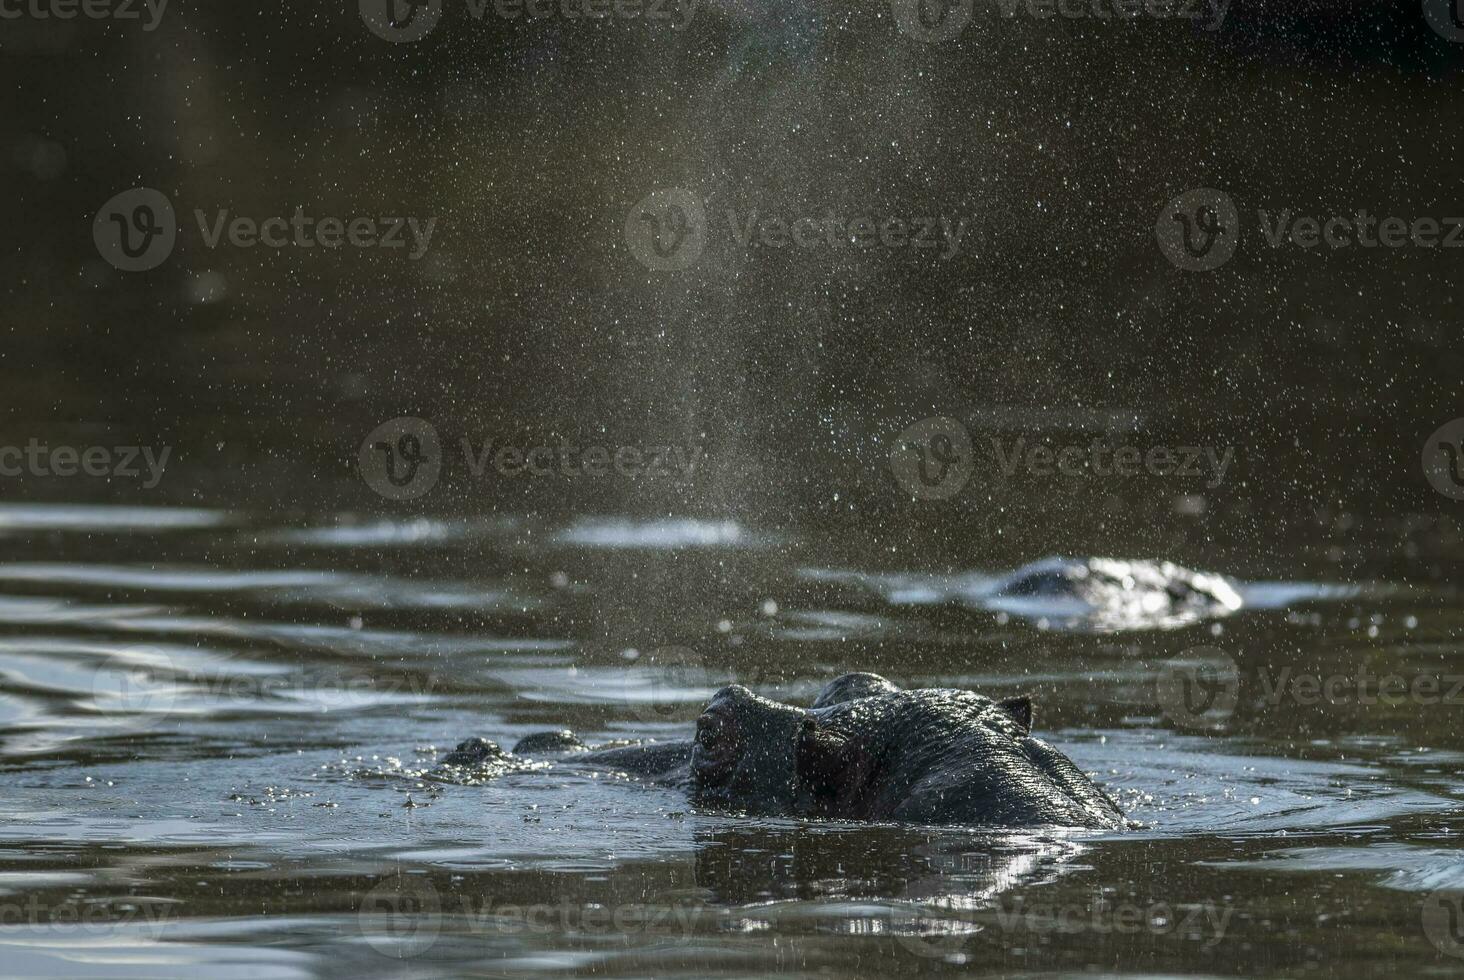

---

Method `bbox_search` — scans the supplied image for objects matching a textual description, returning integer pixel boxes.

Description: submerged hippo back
[989,557,1242,630]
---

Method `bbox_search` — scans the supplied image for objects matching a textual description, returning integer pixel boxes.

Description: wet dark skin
[444,673,1125,830]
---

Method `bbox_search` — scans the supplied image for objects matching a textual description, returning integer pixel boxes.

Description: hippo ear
[796,720,858,795]
[998,696,1033,733]
[796,719,840,783]
[796,719,876,816]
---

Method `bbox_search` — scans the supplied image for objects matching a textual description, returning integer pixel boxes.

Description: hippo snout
[691,684,809,809]
[691,690,744,782]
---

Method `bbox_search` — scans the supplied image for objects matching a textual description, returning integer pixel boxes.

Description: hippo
[807,557,1246,631]
[981,557,1243,630]
[443,673,1124,830]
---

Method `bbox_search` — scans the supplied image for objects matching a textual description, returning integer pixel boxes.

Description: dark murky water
[0,505,1461,977]
[7,0,1464,975]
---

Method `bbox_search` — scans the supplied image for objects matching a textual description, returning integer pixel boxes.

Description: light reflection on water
[0,507,1456,977]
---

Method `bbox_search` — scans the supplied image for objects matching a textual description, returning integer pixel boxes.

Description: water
[0,504,1459,977]
[6,5,1464,974]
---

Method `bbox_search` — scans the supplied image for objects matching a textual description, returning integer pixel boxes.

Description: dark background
[3,0,1463,575]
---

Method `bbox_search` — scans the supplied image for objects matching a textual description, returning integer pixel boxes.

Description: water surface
[0,505,1460,977]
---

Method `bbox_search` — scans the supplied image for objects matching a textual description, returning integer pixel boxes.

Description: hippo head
[690,684,810,812]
